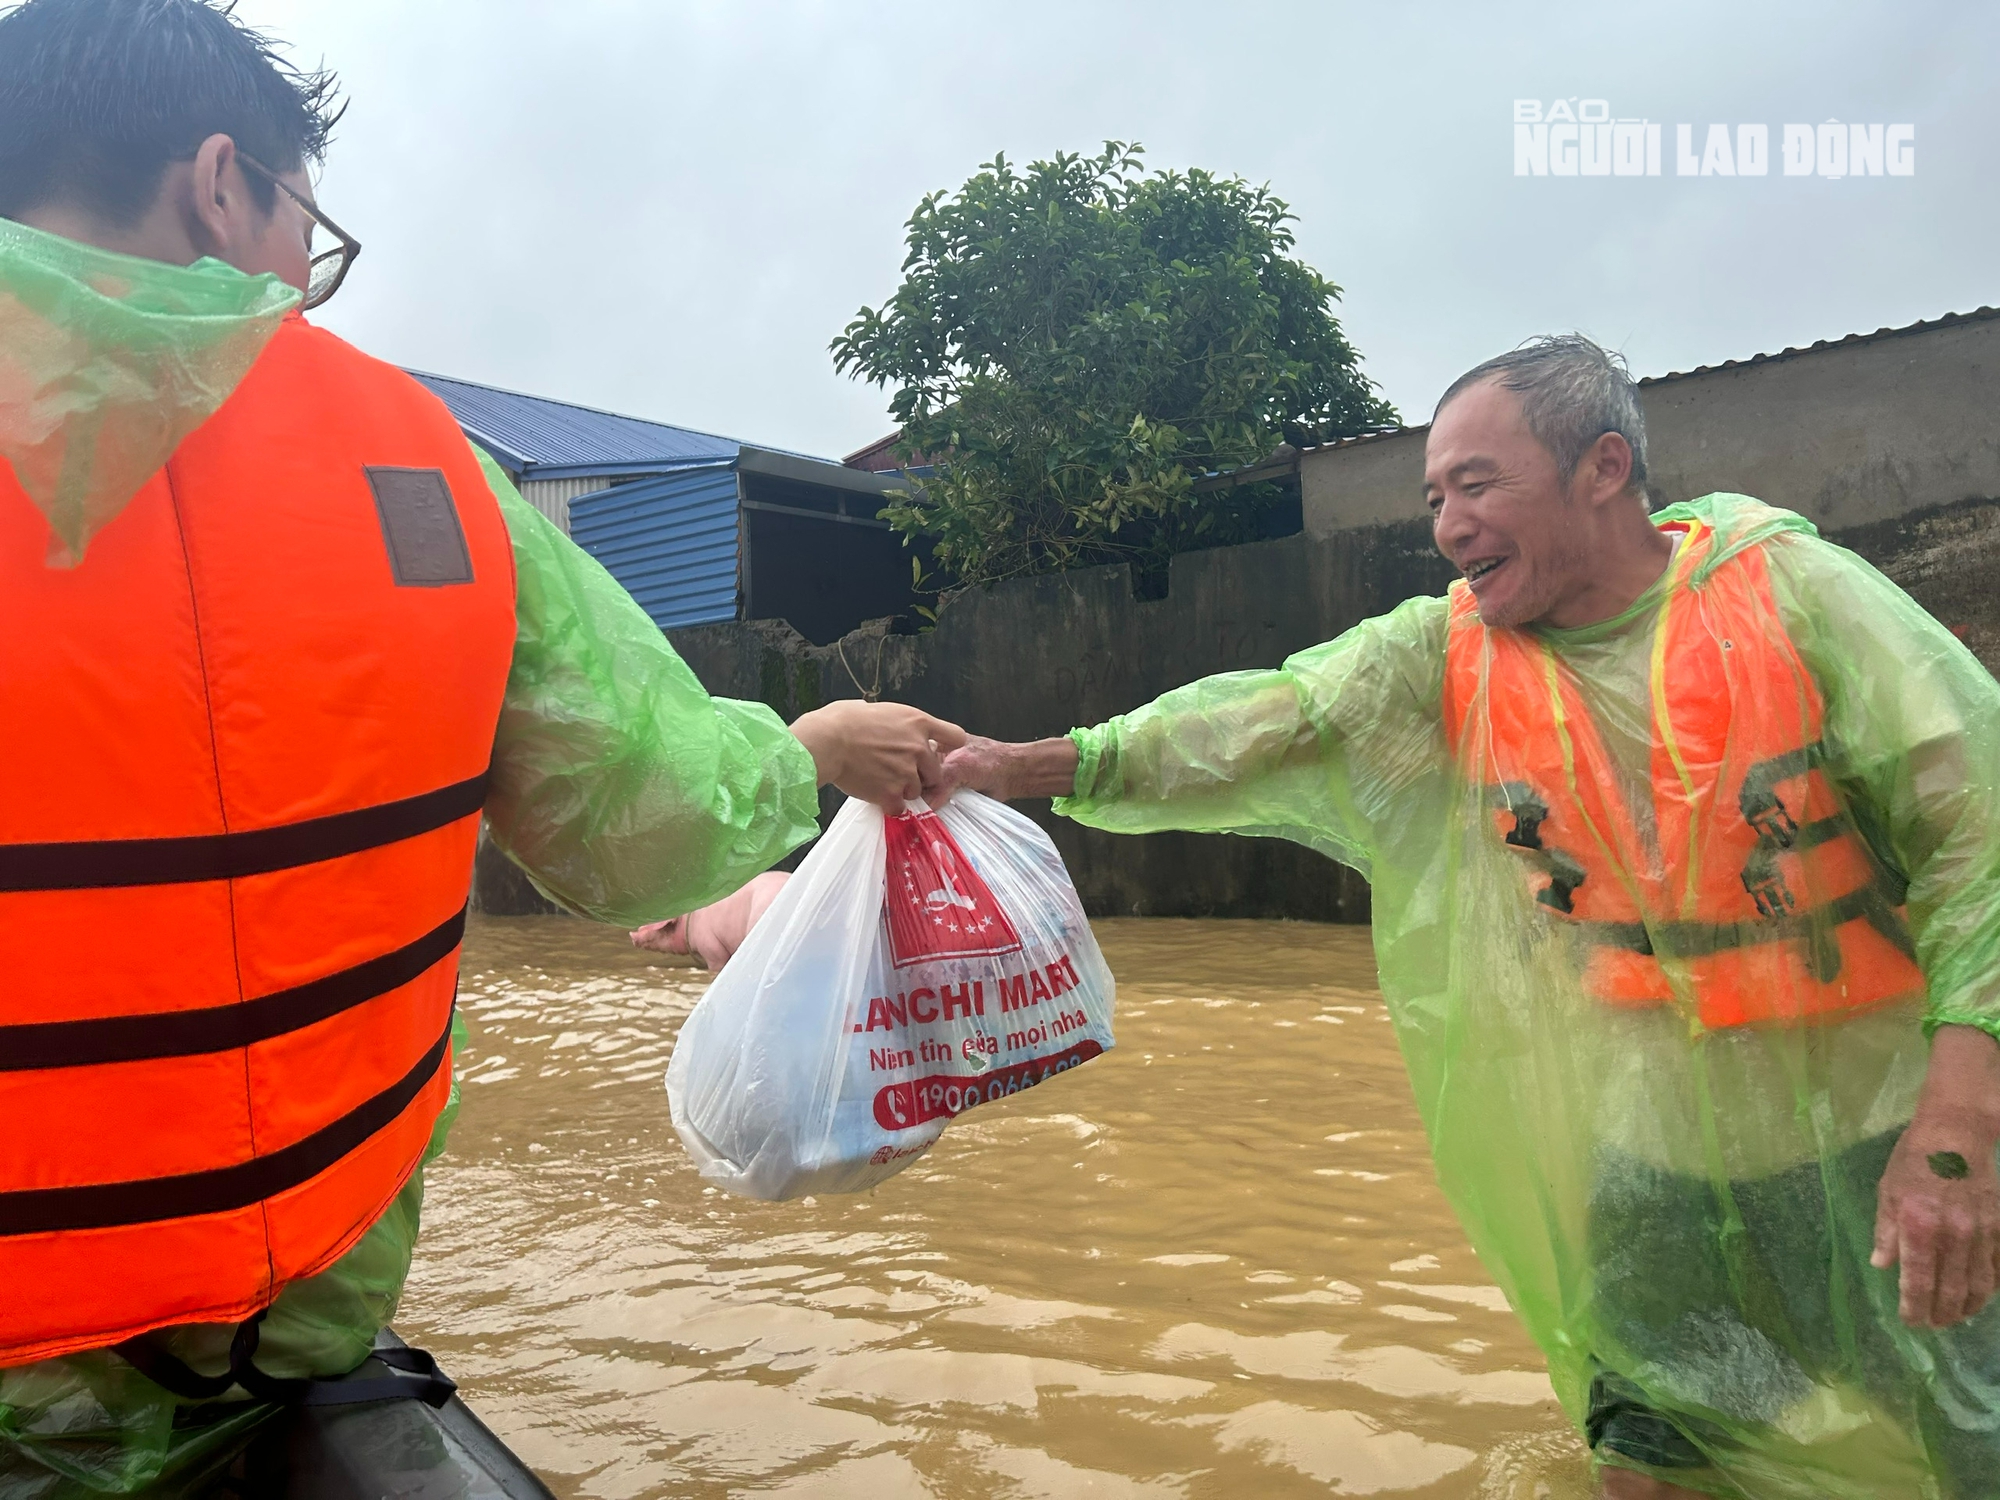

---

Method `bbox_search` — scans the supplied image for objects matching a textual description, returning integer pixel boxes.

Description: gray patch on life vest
[366,467,473,586]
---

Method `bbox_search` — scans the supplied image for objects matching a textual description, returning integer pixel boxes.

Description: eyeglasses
[238,152,362,310]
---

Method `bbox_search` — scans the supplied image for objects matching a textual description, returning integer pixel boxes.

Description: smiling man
[942,335,2000,1497]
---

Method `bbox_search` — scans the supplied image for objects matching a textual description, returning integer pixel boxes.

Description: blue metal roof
[568,465,741,631]
[409,371,744,482]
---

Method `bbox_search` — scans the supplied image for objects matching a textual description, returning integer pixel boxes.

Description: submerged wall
[476,308,2000,920]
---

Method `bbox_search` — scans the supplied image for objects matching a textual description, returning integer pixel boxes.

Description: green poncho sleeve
[475,452,822,926]
[1767,529,2000,1042]
[1057,593,1452,878]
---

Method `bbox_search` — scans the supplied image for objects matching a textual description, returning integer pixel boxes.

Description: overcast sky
[239,0,1998,462]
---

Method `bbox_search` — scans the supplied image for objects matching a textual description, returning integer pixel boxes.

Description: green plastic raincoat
[1060,493,2000,1497]
[0,219,820,1494]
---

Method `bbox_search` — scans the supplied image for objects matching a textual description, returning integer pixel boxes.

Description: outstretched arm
[936,735,1080,802]
[943,593,1452,875]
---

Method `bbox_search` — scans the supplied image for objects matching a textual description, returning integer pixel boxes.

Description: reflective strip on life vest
[0,771,487,892]
[0,1010,453,1237]
[0,906,465,1071]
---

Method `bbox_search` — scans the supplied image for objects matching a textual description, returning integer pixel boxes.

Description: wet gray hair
[1434,333,1648,495]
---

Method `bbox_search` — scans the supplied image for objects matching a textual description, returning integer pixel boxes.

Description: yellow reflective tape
[1650,522,1706,915]
[1541,641,1638,905]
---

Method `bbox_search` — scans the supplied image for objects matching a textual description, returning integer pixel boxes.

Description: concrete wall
[1301,428,1427,536]
[476,310,2000,920]
[1639,316,2000,531]
[1300,311,2000,538]
[1290,310,2000,679]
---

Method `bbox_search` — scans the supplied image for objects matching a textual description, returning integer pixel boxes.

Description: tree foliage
[832,142,1398,586]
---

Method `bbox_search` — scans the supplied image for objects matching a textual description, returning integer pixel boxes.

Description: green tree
[832,142,1397,588]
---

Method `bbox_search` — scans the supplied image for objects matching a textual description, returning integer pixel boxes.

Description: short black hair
[0,0,342,225]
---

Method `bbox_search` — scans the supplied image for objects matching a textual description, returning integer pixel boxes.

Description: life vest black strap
[0,908,465,1072]
[1484,759,1916,968]
[1738,742,1823,828]
[0,1009,453,1237]
[0,770,488,892]
[293,1343,456,1408]
[1575,881,1915,961]
[111,1331,234,1401]
[115,1315,456,1409]
[227,1312,458,1409]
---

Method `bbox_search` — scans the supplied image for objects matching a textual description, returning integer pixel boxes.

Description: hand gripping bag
[666,791,1115,1200]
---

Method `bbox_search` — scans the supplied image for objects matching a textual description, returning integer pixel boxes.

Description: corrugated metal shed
[410,370,921,641]
[568,465,742,630]
[517,474,629,533]
[408,370,744,483]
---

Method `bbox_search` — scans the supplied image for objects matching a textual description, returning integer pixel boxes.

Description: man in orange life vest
[0,0,962,1485]
[944,337,2000,1495]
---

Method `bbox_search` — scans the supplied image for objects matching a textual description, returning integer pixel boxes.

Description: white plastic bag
[665,791,1116,1201]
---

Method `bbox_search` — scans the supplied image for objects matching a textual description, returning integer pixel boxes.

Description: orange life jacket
[0,314,516,1366]
[1442,516,1923,1029]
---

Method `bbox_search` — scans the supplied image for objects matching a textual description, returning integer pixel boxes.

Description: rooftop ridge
[1643,303,2000,385]
[1298,301,2000,454]
[405,368,751,449]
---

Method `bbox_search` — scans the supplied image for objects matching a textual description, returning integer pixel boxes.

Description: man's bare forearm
[937,734,1080,802]
[1912,1024,2000,1146]
[1004,736,1081,798]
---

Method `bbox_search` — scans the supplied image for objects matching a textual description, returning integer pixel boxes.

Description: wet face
[1423,380,1590,628]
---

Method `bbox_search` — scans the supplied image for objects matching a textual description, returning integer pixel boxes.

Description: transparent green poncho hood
[0,216,298,566]
[1063,494,2000,1497]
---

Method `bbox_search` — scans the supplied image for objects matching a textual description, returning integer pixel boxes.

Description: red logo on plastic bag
[884,810,1023,968]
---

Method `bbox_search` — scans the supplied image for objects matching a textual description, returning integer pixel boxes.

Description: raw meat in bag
[665,790,1115,1201]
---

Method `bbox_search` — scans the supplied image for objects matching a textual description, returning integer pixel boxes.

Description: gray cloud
[244,0,1995,460]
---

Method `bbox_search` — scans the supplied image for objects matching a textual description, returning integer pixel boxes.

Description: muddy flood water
[399,916,1594,1499]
